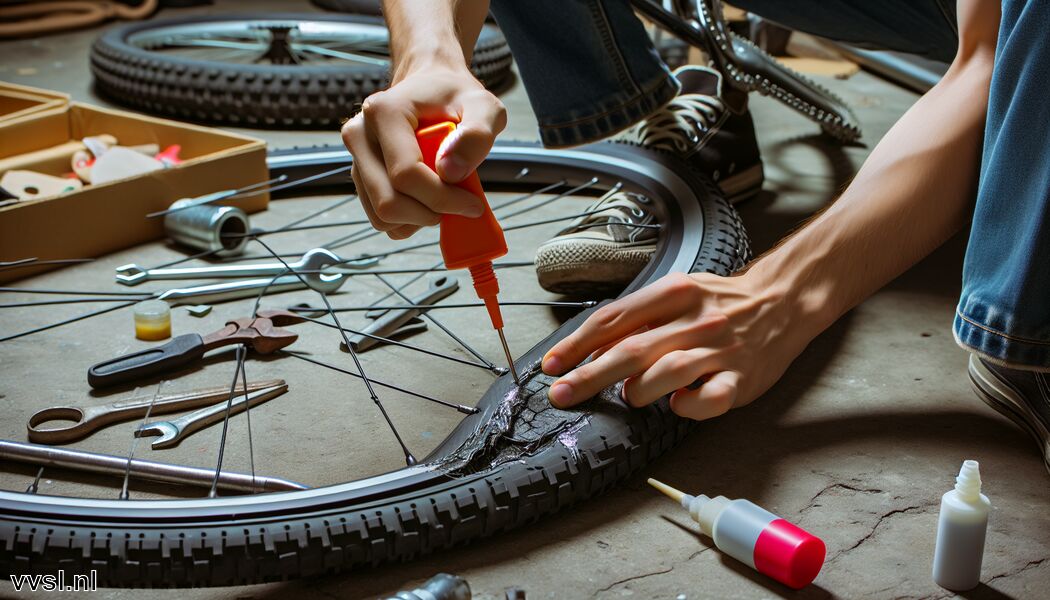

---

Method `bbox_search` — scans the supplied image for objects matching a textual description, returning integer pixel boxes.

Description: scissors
[27,379,284,444]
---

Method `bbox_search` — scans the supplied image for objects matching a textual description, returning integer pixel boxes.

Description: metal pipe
[0,439,307,493]
[164,201,251,257]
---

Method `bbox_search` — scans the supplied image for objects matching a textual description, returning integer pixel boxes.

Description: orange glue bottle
[415,121,519,383]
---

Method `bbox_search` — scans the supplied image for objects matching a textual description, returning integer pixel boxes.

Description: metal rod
[249,237,417,466]
[0,258,94,272]
[0,439,308,493]
[240,348,258,494]
[133,262,531,280]
[497,328,520,385]
[281,351,477,414]
[498,178,602,220]
[0,297,152,309]
[209,346,247,498]
[120,383,163,500]
[26,466,44,494]
[227,164,351,199]
[271,195,357,232]
[298,314,497,372]
[0,300,138,343]
[222,218,372,240]
[147,175,287,218]
[375,274,496,371]
[0,287,152,297]
[289,300,598,313]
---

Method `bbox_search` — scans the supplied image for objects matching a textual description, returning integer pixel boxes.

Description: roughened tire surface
[0,144,749,587]
[89,13,512,128]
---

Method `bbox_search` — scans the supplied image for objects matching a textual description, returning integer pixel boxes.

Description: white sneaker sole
[968,354,1050,474]
[535,239,656,296]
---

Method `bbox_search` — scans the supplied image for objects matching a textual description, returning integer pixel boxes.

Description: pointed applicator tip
[647,478,686,503]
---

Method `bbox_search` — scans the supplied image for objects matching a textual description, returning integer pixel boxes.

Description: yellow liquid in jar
[135,319,171,341]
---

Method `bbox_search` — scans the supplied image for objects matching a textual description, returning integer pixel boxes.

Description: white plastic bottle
[932,460,991,591]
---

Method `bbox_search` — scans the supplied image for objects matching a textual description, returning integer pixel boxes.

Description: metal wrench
[134,382,288,449]
[115,248,378,286]
[27,380,283,444]
[155,273,346,306]
[342,275,459,352]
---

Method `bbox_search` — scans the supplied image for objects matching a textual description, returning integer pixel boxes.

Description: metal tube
[164,201,251,257]
[0,439,307,493]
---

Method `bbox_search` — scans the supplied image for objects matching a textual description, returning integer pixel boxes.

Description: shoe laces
[555,190,658,244]
[628,93,725,154]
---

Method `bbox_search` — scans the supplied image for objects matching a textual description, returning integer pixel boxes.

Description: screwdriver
[416,121,520,384]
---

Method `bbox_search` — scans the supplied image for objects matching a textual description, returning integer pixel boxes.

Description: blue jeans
[954,1,1050,370]
[490,0,1050,371]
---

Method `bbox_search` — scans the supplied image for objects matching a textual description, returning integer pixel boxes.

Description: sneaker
[967,355,1050,475]
[534,189,658,296]
[626,65,764,203]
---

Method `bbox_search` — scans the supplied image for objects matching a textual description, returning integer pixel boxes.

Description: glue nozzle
[648,478,687,503]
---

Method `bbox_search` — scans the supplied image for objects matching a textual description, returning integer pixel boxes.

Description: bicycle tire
[0,142,750,587]
[89,13,512,128]
[310,0,383,15]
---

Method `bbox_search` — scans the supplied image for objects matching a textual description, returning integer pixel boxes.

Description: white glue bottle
[932,460,991,591]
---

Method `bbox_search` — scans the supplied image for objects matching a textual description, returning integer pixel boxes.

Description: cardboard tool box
[0,82,268,284]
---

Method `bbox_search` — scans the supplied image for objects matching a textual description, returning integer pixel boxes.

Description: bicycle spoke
[375,274,498,371]
[0,258,94,272]
[0,297,152,309]
[0,300,139,343]
[281,351,476,414]
[209,347,247,498]
[299,314,498,373]
[497,178,603,220]
[226,165,351,201]
[240,354,257,494]
[294,44,390,66]
[289,300,598,313]
[321,177,588,255]
[250,237,417,466]
[0,287,152,297]
[121,383,163,500]
[25,467,44,494]
[271,195,357,232]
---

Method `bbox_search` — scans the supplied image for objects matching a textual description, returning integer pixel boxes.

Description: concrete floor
[2,1,1049,599]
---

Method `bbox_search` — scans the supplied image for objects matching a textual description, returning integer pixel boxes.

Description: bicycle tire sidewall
[89,13,511,128]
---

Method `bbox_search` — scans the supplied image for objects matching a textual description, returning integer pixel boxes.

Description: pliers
[88,309,306,388]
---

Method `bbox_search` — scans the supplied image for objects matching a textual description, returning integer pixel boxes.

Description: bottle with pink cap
[649,478,826,589]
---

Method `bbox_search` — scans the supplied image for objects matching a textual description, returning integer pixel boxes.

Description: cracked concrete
[2,1,1050,598]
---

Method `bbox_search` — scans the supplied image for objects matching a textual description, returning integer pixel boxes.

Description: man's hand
[342,0,499,239]
[540,0,999,422]
[541,272,811,421]
[341,66,506,240]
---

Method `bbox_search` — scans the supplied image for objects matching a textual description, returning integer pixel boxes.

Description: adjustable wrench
[135,382,288,449]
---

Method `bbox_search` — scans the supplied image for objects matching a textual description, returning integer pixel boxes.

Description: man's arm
[342,1,504,240]
[543,0,1001,420]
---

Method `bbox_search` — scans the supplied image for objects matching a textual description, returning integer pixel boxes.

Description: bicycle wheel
[0,141,749,586]
[89,13,512,128]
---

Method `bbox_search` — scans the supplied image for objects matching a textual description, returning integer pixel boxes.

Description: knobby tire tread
[0,145,749,587]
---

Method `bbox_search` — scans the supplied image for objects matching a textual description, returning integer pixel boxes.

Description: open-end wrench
[115,248,378,286]
[27,379,283,444]
[134,381,288,449]
[155,272,346,306]
[342,275,459,352]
